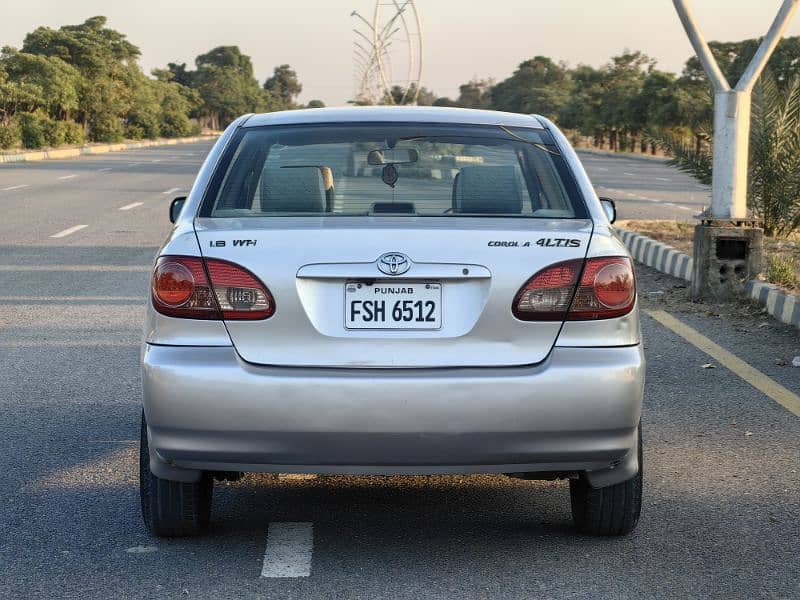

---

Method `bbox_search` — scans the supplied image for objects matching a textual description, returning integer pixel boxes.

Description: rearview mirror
[169,196,187,223]
[599,197,616,224]
[367,148,419,166]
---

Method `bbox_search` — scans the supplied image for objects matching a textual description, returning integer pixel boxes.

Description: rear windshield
[200,123,587,219]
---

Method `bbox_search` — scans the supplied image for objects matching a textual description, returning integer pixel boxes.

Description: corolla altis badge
[377,252,411,276]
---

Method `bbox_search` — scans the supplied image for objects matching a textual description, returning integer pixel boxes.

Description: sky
[2,1,799,105]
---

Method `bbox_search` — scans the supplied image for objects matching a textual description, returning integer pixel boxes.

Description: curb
[616,227,800,329]
[617,228,693,281]
[745,281,800,327]
[576,148,670,164]
[0,135,218,165]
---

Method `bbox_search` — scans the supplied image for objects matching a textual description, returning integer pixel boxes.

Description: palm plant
[648,73,800,236]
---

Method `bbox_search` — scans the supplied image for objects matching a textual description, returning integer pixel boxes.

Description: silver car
[140,107,644,537]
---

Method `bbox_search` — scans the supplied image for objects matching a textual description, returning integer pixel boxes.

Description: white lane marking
[50,224,87,238]
[261,522,313,578]
[128,162,141,167]
[2,184,29,191]
[162,187,181,195]
[623,172,636,176]
[98,168,112,173]
[151,159,161,163]
[677,205,695,211]
[593,166,609,171]
[57,174,77,180]
[656,177,671,182]
[118,202,143,211]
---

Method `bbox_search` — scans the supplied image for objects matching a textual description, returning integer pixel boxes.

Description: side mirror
[169,196,187,223]
[599,197,616,224]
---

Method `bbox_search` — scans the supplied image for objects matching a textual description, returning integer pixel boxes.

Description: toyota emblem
[377,252,411,276]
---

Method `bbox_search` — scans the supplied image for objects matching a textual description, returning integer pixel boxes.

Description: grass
[617,220,800,292]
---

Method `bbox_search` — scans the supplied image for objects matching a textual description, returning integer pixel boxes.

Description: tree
[381,83,437,105]
[0,47,80,120]
[597,51,655,151]
[263,64,302,107]
[21,16,143,141]
[306,99,325,108]
[491,56,572,119]
[193,46,264,129]
[456,79,493,109]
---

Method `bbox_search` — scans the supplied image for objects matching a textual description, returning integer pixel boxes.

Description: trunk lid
[195,216,592,367]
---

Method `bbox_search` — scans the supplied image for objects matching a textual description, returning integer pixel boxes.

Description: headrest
[259,167,326,213]
[452,165,523,214]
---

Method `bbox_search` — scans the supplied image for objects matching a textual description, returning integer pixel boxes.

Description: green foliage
[765,255,798,290]
[749,74,800,236]
[306,99,325,109]
[492,56,572,119]
[456,79,493,109]
[90,112,124,143]
[0,16,306,150]
[60,119,84,144]
[0,118,20,148]
[18,112,45,148]
[264,64,302,106]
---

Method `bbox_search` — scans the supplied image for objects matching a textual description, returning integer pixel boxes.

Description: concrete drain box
[691,219,763,301]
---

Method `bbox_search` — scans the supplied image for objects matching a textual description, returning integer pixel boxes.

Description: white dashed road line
[623,172,636,176]
[593,167,609,171]
[261,522,314,578]
[98,168,112,173]
[57,174,77,181]
[50,224,88,238]
[118,202,143,211]
[656,177,671,182]
[2,184,29,191]
[677,205,695,211]
[162,187,181,195]
[128,162,141,167]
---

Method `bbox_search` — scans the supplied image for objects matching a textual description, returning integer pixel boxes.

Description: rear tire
[140,411,212,537]
[570,426,642,536]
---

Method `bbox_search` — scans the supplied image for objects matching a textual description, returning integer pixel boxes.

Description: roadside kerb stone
[616,227,800,330]
[0,135,218,165]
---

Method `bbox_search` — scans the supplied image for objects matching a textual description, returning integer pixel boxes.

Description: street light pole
[672,0,799,300]
[673,0,799,220]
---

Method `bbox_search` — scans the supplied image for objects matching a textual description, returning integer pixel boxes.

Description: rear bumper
[142,344,644,487]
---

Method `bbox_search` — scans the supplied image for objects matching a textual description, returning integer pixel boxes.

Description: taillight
[513,257,635,321]
[204,259,274,320]
[151,256,275,320]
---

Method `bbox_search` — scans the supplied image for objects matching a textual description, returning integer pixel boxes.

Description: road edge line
[646,309,800,417]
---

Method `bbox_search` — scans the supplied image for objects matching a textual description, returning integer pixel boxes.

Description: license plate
[345,282,442,329]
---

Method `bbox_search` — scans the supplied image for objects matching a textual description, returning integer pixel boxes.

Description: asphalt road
[578,150,711,221]
[1,142,797,599]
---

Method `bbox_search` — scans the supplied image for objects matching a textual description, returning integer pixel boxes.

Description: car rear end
[140,107,644,537]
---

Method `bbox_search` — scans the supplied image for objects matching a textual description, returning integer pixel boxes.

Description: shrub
[124,123,146,140]
[765,255,798,290]
[41,117,66,147]
[61,120,85,145]
[90,114,125,143]
[0,120,21,149]
[18,113,46,149]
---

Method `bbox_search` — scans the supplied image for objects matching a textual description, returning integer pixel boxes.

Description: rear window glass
[201,123,586,219]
